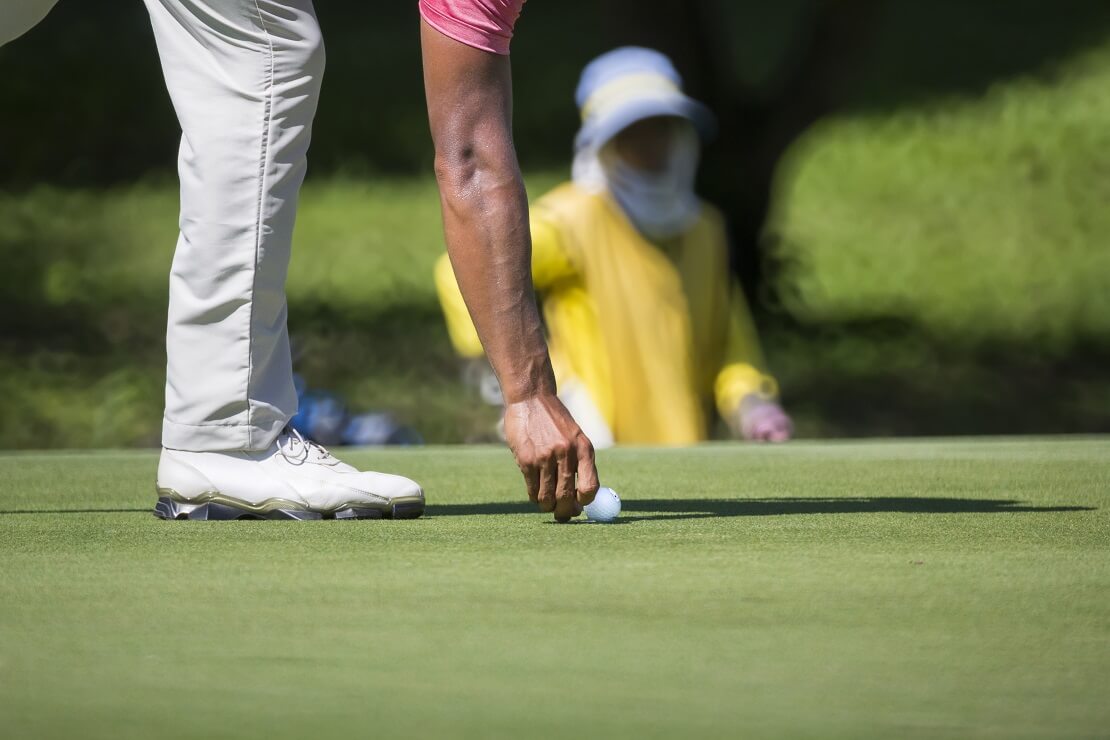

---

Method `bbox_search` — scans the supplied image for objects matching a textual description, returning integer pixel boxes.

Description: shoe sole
[153,492,425,521]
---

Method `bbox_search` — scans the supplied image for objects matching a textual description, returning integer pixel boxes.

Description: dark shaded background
[7,0,1109,304]
[2,0,1109,445]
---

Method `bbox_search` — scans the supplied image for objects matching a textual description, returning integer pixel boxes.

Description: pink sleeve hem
[419,3,512,56]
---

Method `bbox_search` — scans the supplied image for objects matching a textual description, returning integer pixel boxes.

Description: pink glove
[740,400,794,442]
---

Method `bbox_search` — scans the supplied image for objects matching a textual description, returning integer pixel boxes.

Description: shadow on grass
[427,497,1094,523]
[0,497,1093,520]
[0,508,151,515]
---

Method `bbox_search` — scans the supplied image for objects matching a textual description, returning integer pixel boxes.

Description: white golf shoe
[153,428,424,520]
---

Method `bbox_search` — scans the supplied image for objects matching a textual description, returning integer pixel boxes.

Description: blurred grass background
[0,1,1108,448]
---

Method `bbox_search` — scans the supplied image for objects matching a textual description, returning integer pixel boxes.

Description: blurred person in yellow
[436,47,793,447]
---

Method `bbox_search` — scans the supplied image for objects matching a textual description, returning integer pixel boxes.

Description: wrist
[738,393,770,417]
[498,349,557,405]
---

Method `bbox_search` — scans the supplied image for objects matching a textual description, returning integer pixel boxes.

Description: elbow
[432,132,520,203]
[433,144,480,195]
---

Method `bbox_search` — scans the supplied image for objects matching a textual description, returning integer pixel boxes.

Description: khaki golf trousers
[3,0,321,451]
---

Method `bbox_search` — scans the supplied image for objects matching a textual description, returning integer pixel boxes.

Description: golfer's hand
[739,398,794,443]
[503,394,599,521]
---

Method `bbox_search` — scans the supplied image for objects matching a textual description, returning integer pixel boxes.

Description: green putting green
[1,438,1107,738]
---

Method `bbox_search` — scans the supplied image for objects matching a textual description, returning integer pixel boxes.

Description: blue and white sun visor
[573,46,716,151]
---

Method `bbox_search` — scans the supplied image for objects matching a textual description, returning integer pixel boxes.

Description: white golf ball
[584,486,621,523]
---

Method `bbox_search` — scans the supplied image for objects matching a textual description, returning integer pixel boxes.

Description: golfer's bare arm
[420,20,599,520]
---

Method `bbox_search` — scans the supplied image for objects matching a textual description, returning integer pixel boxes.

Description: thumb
[769,416,793,442]
[575,433,600,505]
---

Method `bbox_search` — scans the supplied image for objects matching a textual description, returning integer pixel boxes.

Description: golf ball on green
[585,486,621,522]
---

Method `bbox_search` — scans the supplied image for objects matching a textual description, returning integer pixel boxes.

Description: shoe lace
[279,427,336,464]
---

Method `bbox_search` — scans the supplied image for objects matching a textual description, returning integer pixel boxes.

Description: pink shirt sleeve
[419,0,525,56]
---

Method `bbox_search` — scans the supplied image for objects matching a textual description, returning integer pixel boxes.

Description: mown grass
[1,438,1107,738]
[1,38,1109,447]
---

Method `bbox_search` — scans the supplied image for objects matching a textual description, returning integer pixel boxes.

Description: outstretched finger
[521,463,540,503]
[536,460,557,512]
[553,446,578,522]
[575,433,600,506]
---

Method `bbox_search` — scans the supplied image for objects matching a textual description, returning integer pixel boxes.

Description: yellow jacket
[434,182,778,445]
